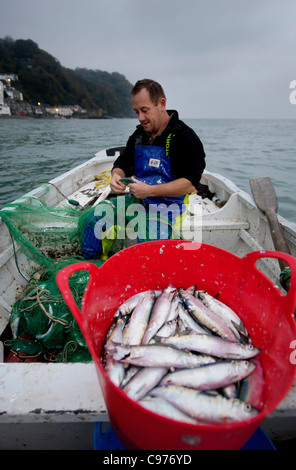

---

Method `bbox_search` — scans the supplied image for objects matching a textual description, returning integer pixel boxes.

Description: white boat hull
[0,147,296,448]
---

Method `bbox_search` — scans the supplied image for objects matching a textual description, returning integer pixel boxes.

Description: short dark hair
[131,79,166,105]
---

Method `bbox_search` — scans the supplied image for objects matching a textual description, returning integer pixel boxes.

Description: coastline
[0,114,115,120]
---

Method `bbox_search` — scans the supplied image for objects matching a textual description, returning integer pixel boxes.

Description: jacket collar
[136,109,181,136]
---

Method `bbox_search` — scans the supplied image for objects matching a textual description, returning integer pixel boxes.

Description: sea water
[0,117,295,222]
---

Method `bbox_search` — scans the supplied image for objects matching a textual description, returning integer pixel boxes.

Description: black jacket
[112,111,206,189]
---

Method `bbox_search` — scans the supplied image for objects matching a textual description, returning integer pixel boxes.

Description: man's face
[132,88,166,138]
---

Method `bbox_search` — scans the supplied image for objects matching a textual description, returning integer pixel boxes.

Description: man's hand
[110,170,126,194]
[128,177,196,199]
[128,177,151,199]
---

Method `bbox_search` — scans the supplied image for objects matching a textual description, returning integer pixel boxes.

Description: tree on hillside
[0,37,134,117]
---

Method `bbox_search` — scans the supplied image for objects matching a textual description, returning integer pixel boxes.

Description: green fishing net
[0,188,179,362]
[0,191,103,362]
[5,271,92,362]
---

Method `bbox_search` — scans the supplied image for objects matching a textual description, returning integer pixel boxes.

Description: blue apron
[134,144,187,241]
[134,145,185,209]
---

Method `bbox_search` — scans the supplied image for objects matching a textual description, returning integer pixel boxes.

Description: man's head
[131,79,170,138]
[131,79,166,105]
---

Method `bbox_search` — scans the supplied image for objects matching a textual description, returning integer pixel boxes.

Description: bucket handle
[56,261,101,325]
[241,250,296,314]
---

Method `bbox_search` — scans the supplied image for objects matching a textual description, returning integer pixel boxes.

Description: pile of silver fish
[102,285,265,424]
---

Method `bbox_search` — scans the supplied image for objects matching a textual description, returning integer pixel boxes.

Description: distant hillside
[0,36,134,117]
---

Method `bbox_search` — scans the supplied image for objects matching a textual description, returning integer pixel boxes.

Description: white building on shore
[45,106,74,117]
[0,74,23,115]
[0,81,11,115]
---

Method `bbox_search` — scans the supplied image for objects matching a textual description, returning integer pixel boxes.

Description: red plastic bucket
[56,241,296,450]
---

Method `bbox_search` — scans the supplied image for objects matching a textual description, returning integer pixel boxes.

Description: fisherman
[81,78,206,259]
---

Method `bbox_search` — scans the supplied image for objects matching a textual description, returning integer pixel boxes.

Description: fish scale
[122,290,156,345]
[141,285,177,344]
[113,344,216,368]
[159,332,260,359]
[150,385,259,423]
[178,288,239,342]
[160,360,256,390]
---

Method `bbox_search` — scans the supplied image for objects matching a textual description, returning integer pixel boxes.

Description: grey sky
[1,0,296,119]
